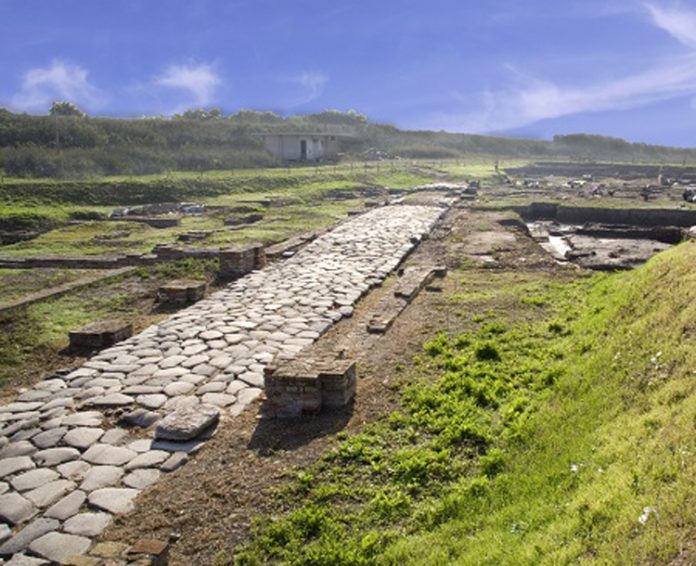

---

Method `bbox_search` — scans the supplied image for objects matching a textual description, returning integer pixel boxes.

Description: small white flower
[638,506,659,525]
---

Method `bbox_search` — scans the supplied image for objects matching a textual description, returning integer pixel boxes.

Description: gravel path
[0,204,444,564]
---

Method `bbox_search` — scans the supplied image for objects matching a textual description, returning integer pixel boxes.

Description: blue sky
[2,0,696,146]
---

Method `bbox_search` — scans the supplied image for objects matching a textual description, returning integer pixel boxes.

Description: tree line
[1,102,695,178]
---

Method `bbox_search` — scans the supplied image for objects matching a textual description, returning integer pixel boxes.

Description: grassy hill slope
[235,240,696,565]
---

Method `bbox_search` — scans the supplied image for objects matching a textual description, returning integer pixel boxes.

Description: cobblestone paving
[0,204,444,563]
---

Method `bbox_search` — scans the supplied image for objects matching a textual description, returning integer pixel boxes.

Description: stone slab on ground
[29,532,92,563]
[88,488,140,514]
[154,404,219,441]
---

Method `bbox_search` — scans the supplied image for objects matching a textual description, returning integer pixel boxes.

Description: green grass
[0,258,217,386]
[233,241,696,565]
[0,280,137,383]
[0,268,102,305]
[0,165,438,258]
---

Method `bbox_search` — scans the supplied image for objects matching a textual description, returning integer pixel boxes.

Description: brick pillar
[219,244,265,280]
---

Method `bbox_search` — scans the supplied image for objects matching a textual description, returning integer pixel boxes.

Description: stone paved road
[0,204,445,564]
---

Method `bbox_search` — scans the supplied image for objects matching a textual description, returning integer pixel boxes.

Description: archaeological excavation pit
[519,203,696,270]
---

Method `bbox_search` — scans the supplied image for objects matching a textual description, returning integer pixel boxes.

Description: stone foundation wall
[264,359,356,417]
[522,203,696,227]
[219,245,266,280]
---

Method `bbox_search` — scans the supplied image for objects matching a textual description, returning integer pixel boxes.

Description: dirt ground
[101,205,569,565]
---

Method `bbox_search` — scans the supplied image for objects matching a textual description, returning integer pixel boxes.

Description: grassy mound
[234,240,696,565]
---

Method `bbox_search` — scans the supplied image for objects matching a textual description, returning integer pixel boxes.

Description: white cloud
[294,71,328,104]
[155,62,220,106]
[645,1,696,48]
[425,2,696,133]
[10,60,102,112]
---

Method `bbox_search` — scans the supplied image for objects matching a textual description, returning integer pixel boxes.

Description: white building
[257,133,342,162]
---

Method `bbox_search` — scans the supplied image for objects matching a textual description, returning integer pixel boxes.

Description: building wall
[262,135,340,161]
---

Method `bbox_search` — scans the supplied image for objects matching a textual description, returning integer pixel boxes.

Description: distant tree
[176,108,223,121]
[305,109,368,125]
[49,101,86,117]
[229,110,285,124]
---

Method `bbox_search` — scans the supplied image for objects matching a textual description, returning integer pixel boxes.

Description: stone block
[69,320,133,350]
[157,280,207,305]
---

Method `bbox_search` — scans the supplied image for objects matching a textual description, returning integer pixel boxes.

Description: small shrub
[475,341,501,362]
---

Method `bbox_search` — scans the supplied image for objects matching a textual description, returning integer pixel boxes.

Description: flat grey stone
[0,456,35,478]
[136,394,167,410]
[0,441,36,459]
[0,492,36,525]
[29,532,91,563]
[0,522,9,544]
[237,387,263,405]
[238,371,264,388]
[62,427,104,450]
[197,382,226,394]
[0,402,43,414]
[155,404,219,441]
[85,393,133,407]
[10,468,60,492]
[163,382,195,396]
[159,355,186,369]
[56,460,91,481]
[62,412,103,427]
[210,355,233,369]
[0,417,40,438]
[181,354,208,368]
[163,395,199,412]
[100,428,129,445]
[39,398,74,412]
[0,480,8,494]
[122,385,162,395]
[79,465,124,492]
[126,439,153,453]
[82,444,137,466]
[31,428,67,449]
[123,468,161,489]
[0,517,59,556]
[17,390,51,402]
[160,451,188,472]
[43,489,86,520]
[153,367,188,379]
[151,437,205,454]
[88,487,140,514]
[4,553,49,565]
[33,447,80,466]
[23,479,75,508]
[201,393,236,408]
[191,364,216,376]
[200,330,223,340]
[124,450,169,471]
[9,427,41,442]
[63,512,112,537]
[182,374,207,387]
[226,381,248,395]
[121,408,159,428]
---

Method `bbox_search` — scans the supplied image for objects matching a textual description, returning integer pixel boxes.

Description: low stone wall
[219,245,266,279]
[109,217,180,229]
[521,202,696,227]
[264,358,357,417]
